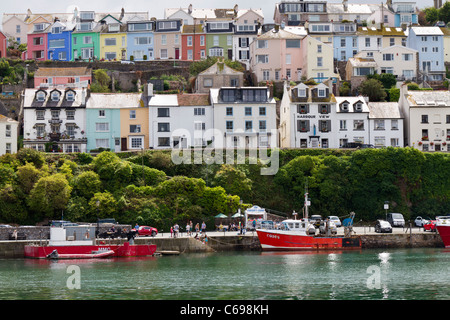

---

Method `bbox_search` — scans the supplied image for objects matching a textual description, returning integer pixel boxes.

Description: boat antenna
[304,179,309,220]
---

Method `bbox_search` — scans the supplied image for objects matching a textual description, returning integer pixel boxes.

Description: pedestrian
[186,223,190,236]
[170,226,173,238]
[201,221,206,235]
[190,221,193,235]
[174,223,179,238]
[195,223,199,233]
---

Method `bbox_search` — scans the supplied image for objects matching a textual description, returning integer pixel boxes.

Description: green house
[205,21,234,60]
[71,24,101,61]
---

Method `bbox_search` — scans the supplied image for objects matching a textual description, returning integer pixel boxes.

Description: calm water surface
[0,248,449,300]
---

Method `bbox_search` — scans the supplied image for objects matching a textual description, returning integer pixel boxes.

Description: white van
[387,213,405,227]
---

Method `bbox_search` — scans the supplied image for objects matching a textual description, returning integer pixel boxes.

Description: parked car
[341,142,362,148]
[309,215,322,228]
[133,226,158,237]
[387,213,405,227]
[423,220,437,232]
[375,220,392,233]
[121,60,135,64]
[361,144,374,149]
[327,216,342,227]
[50,220,78,227]
[414,216,431,227]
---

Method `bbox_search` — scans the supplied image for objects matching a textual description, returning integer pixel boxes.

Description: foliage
[189,56,245,76]
[91,69,111,93]
[389,87,400,102]
[358,78,387,102]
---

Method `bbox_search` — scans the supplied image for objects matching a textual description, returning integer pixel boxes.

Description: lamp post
[384,201,389,220]
[96,200,100,239]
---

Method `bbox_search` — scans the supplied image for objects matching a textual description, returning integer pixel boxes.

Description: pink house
[249,26,307,83]
[28,32,48,61]
[0,32,7,58]
[34,67,92,88]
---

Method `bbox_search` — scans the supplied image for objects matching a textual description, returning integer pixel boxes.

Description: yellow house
[99,20,127,61]
[440,27,450,63]
[301,36,339,82]
[119,95,149,151]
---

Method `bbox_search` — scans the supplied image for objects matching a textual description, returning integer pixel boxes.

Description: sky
[0,0,436,26]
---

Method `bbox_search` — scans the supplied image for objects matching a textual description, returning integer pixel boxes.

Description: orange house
[181,24,206,61]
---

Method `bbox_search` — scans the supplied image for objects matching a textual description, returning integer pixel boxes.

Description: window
[33,37,43,46]
[66,124,75,137]
[96,139,109,149]
[128,23,152,32]
[286,39,300,48]
[5,125,11,138]
[194,108,205,116]
[375,119,385,130]
[341,38,346,47]
[365,38,370,47]
[51,91,60,101]
[158,137,170,147]
[49,39,65,48]
[317,45,322,53]
[259,107,266,116]
[297,120,309,132]
[130,124,142,133]
[58,52,67,60]
[383,53,394,61]
[135,37,152,45]
[36,110,45,120]
[317,57,323,67]
[237,25,255,32]
[194,122,206,131]
[209,22,230,30]
[158,108,170,117]
[66,91,75,101]
[98,110,106,117]
[187,36,193,46]
[200,36,205,46]
[158,21,177,29]
[222,90,236,102]
[160,49,168,59]
[245,121,253,132]
[209,47,223,57]
[318,88,326,97]
[226,107,233,116]
[130,137,143,149]
[298,105,308,114]
[105,52,117,60]
[203,78,213,87]
[391,120,399,130]
[105,38,116,46]
[36,124,45,137]
[353,120,364,130]
[213,36,219,46]
[263,70,270,81]
[319,105,329,114]
[226,120,233,132]
[259,120,267,132]
[319,120,331,132]
[245,107,252,116]
[96,123,109,132]
[157,123,170,132]
[421,115,428,123]
[227,36,232,46]
[390,38,395,46]
[81,48,94,59]
[256,55,269,64]
[66,110,75,120]
[286,54,291,64]
[374,136,386,147]
[36,92,46,102]
[340,120,347,130]
[257,40,268,49]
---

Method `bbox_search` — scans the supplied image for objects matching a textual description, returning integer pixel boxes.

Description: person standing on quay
[201,221,206,236]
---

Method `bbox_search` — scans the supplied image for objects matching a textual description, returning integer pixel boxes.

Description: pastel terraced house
[301,35,339,82]
[181,24,206,61]
[99,17,127,61]
[34,67,92,89]
[72,17,102,61]
[154,19,182,60]
[126,20,155,61]
[249,26,307,83]
[205,20,234,59]
[27,17,52,60]
[0,115,19,155]
[47,20,74,61]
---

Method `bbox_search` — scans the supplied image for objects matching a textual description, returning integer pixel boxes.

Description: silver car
[327,216,342,227]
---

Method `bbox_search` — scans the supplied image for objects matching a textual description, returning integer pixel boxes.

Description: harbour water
[0,248,449,301]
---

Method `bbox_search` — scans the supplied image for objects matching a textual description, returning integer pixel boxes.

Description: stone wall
[361,233,444,249]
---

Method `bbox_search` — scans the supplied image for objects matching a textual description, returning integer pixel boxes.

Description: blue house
[391,2,418,27]
[332,23,358,61]
[85,95,122,152]
[126,20,155,61]
[407,27,445,81]
[47,20,73,61]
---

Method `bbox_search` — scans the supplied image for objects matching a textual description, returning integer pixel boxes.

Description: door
[228,49,233,60]
[175,48,180,60]
[120,138,127,151]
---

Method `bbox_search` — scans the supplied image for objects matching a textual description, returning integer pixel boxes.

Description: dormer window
[66,91,75,102]
[354,102,363,112]
[36,91,46,102]
[108,24,120,32]
[340,102,349,112]
[298,88,306,97]
[51,91,61,102]
[318,89,326,98]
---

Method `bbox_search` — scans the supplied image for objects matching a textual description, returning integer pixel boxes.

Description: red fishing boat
[256,189,361,251]
[435,216,450,248]
[24,225,157,259]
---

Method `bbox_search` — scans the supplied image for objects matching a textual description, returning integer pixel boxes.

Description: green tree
[213,165,252,196]
[389,87,400,102]
[439,2,450,23]
[424,7,439,24]
[89,192,118,220]
[28,174,72,220]
[72,171,102,199]
[358,78,387,102]
[379,73,397,89]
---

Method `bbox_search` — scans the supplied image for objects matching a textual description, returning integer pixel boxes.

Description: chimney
[145,83,154,98]
[234,4,239,15]
[81,87,86,105]
[343,0,348,12]
[188,4,193,14]
[120,8,125,21]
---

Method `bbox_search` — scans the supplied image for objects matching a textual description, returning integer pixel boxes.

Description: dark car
[375,220,392,233]
[133,226,158,237]
[341,142,362,149]
[361,144,374,149]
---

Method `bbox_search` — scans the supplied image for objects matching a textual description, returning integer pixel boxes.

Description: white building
[367,102,404,148]
[398,84,450,152]
[148,93,213,149]
[335,96,370,147]
[210,87,277,148]
[0,115,19,155]
[22,87,88,152]
[279,81,338,148]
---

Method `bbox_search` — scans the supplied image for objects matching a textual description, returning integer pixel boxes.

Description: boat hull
[24,242,157,259]
[256,229,361,251]
[436,225,450,248]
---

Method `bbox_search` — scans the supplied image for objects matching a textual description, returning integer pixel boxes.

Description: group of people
[170,221,207,238]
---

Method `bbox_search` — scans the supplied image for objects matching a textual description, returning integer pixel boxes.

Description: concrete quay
[0,226,444,259]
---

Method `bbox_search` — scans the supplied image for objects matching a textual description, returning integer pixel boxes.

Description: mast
[304,179,309,220]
